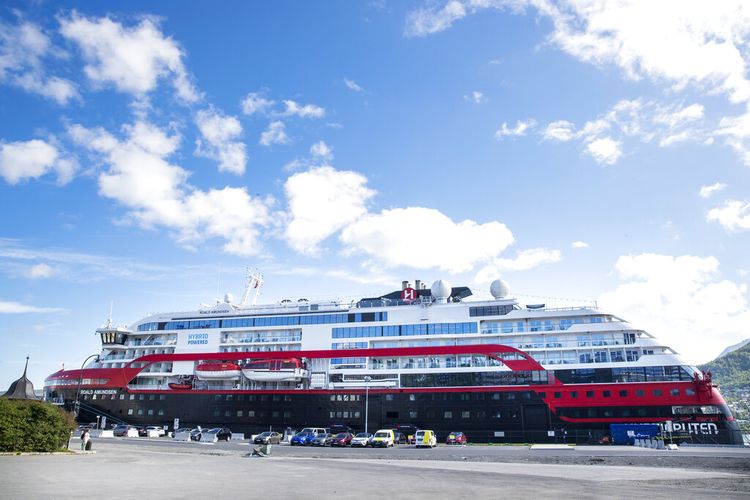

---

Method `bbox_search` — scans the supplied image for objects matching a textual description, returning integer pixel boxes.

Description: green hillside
[699,341,750,391]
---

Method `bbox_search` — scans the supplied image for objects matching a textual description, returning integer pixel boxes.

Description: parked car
[329,432,354,447]
[312,433,332,446]
[415,430,437,448]
[445,432,467,445]
[137,426,148,437]
[145,426,166,437]
[190,428,203,441]
[253,431,282,444]
[370,429,395,448]
[394,432,408,444]
[113,424,136,437]
[350,432,373,447]
[394,424,419,444]
[203,427,232,441]
[290,427,326,446]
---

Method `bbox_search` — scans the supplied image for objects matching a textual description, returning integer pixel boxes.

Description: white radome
[431,280,451,301]
[224,293,234,303]
[490,279,510,299]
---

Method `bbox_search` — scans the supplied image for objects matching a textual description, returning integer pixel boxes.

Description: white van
[415,430,437,448]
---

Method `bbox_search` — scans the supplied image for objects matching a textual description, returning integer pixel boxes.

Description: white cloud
[706,200,750,232]
[0,300,63,314]
[194,108,247,175]
[59,13,199,102]
[26,263,56,279]
[495,119,535,139]
[585,137,622,165]
[68,121,272,256]
[571,241,589,249]
[284,166,375,254]
[0,20,78,104]
[404,0,468,37]
[259,121,289,146]
[475,248,561,283]
[340,207,514,273]
[241,92,275,116]
[406,2,750,162]
[653,103,704,128]
[543,120,576,142]
[310,140,333,160]
[699,182,727,198]
[0,139,76,185]
[281,100,325,118]
[464,91,484,104]
[599,253,750,364]
[344,79,364,92]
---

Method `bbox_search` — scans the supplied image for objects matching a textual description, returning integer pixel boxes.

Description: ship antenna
[107,301,114,328]
[241,268,263,306]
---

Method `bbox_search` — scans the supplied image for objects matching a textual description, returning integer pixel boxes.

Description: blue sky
[2,1,750,389]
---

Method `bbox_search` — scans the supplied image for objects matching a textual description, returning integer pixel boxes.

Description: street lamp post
[363,376,371,435]
[74,354,100,420]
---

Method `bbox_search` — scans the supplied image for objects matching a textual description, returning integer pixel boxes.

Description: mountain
[717,338,750,359]
[699,341,750,392]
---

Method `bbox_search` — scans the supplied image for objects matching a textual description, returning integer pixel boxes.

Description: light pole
[74,353,100,420]
[363,376,371,435]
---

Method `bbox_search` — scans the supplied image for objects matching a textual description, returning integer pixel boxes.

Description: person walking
[81,429,90,451]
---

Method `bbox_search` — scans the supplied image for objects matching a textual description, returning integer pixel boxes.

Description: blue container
[610,424,660,445]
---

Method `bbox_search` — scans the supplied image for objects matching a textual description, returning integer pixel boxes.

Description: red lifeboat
[195,362,242,381]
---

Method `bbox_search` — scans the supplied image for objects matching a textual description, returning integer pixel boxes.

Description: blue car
[290,427,326,446]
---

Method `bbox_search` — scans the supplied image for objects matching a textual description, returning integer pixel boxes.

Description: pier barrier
[174,431,191,441]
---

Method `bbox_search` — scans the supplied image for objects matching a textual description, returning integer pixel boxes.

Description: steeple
[2,355,39,400]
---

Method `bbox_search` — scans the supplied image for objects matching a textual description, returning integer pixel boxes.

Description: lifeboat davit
[241,359,308,382]
[195,362,242,380]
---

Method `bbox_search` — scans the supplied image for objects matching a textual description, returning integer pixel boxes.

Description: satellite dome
[431,279,452,303]
[224,293,234,304]
[490,279,510,299]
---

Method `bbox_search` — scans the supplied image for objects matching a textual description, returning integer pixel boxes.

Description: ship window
[385,394,394,401]
[570,391,578,399]
[237,411,243,417]
[538,392,546,398]
[158,410,164,416]
[225,411,231,417]
[554,392,562,399]
[147,409,153,416]
[670,388,680,396]
[409,394,416,401]
[686,388,696,396]
[637,408,647,416]
[619,390,628,397]
[634,390,644,397]
[461,411,470,418]
[139,394,145,400]
[137,409,143,415]
[128,409,134,415]
[602,390,611,397]
[492,393,501,400]
[119,394,125,400]
[214,395,221,401]
[129,394,135,400]
[410,411,418,418]
[444,411,453,419]
[653,389,662,396]
[247,411,255,417]
[159,395,165,401]
[149,394,155,400]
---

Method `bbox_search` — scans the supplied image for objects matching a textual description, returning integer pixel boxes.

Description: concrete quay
[0,439,747,499]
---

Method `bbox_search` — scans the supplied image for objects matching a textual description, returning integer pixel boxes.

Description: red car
[445,432,467,445]
[329,432,354,447]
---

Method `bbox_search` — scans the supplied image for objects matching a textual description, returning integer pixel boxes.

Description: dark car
[445,432,468,445]
[254,431,282,444]
[113,424,135,437]
[190,428,203,441]
[329,432,354,447]
[394,432,408,444]
[137,426,148,437]
[205,427,232,441]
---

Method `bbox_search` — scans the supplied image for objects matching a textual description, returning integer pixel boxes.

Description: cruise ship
[44,272,743,444]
